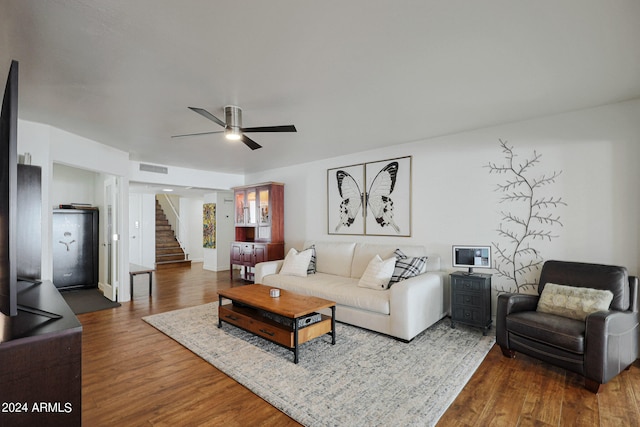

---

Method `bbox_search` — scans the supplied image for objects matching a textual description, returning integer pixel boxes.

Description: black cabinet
[16,164,41,280]
[450,272,492,335]
[52,209,99,289]
[0,280,82,426]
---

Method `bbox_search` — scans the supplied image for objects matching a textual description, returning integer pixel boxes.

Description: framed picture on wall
[327,163,365,235]
[364,156,411,236]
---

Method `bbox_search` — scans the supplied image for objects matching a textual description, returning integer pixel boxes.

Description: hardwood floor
[80,264,640,426]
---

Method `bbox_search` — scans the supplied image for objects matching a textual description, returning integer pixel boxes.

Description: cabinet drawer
[219,304,294,347]
[452,306,483,323]
[452,279,483,292]
[219,305,253,329]
[452,292,483,308]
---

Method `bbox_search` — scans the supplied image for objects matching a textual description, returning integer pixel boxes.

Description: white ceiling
[2,1,639,175]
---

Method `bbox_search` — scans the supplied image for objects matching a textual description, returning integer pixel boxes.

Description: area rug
[143,303,495,426]
[61,288,121,314]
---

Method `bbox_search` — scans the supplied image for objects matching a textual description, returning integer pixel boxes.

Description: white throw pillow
[537,282,614,321]
[279,248,314,277]
[358,255,396,290]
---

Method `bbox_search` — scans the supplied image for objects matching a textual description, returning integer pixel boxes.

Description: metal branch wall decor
[486,139,566,293]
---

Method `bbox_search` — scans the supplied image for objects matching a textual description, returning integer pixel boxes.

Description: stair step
[155,259,192,270]
[157,241,177,246]
[155,198,189,270]
[156,253,186,262]
[156,247,182,255]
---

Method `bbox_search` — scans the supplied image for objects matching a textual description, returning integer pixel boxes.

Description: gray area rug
[143,303,495,426]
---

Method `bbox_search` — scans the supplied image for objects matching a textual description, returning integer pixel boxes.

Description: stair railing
[157,194,189,260]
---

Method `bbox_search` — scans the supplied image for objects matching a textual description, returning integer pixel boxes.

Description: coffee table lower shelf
[218,302,335,363]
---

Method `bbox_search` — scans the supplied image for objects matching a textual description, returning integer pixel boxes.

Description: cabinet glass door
[246,190,257,225]
[235,191,246,224]
[258,188,270,224]
[257,187,271,240]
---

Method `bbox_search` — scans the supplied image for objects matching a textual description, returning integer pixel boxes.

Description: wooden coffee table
[217,284,336,363]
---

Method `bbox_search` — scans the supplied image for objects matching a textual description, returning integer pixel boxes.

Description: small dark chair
[496,260,639,393]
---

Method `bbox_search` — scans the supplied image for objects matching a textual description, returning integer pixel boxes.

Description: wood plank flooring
[80,264,640,426]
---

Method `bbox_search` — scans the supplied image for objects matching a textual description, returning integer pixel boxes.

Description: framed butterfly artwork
[327,156,412,236]
[327,163,365,235]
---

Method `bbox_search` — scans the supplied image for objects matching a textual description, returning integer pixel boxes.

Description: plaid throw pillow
[388,249,427,286]
[305,244,316,274]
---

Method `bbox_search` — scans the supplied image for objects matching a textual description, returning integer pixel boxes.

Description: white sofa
[254,241,448,341]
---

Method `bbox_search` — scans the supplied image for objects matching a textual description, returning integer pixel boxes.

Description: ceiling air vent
[139,163,168,174]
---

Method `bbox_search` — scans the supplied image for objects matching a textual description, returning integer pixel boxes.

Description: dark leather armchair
[496,260,639,393]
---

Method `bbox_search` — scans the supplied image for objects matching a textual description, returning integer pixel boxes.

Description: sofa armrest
[389,272,445,340]
[255,260,283,283]
[584,309,640,384]
[496,293,540,348]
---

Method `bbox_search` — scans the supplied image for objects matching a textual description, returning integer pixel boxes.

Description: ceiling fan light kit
[224,105,242,141]
[173,105,297,150]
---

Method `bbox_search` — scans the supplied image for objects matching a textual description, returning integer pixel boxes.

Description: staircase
[155,199,191,270]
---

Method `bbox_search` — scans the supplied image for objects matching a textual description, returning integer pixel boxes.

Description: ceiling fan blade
[241,134,262,150]
[171,130,224,138]
[240,125,297,133]
[188,107,226,127]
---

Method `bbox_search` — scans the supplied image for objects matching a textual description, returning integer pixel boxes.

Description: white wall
[129,160,243,190]
[181,196,205,263]
[128,192,155,268]
[246,99,640,299]
[52,163,98,207]
[18,120,130,301]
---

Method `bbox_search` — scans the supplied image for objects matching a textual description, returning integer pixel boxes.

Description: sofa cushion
[507,311,585,354]
[537,282,613,321]
[280,248,314,277]
[262,272,391,315]
[307,241,356,277]
[358,255,396,290]
[389,249,427,287]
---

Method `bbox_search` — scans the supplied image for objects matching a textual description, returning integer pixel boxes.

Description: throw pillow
[358,255,397,290]
[536,282,614,321]
[280,248,314,277]
[388,249,427,287]
[304,244,316,275]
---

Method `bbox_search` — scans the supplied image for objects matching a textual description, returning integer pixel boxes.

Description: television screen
[452,245,491,274]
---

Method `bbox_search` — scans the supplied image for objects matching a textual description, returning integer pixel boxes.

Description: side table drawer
[452,291,483,308]
[452,279,483,292]
[452,306,483,323]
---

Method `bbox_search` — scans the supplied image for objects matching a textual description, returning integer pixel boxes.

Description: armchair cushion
[537,283,614,321]
[507,311,585,353]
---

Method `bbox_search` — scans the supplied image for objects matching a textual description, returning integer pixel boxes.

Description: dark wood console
[0,280,82,427]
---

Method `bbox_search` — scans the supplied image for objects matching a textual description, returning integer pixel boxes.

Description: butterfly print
[366,161,400,233]
[335,170,364,231]
[335,161,401,233]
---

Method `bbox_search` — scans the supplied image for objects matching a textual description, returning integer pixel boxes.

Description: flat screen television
[0,60,19,317]
[0,60,59,320]
[452,245,492,274]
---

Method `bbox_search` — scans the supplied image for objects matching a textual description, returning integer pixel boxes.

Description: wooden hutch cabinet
[230,182,284,281]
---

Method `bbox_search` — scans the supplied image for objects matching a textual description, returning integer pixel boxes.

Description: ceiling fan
[172,105,297,150]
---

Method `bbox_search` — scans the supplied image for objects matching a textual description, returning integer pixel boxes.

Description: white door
[128,194,142,265]
[103,177,120,301]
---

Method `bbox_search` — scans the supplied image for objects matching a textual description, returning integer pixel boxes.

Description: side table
[450,272,492,335]
[130,263,154,299]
